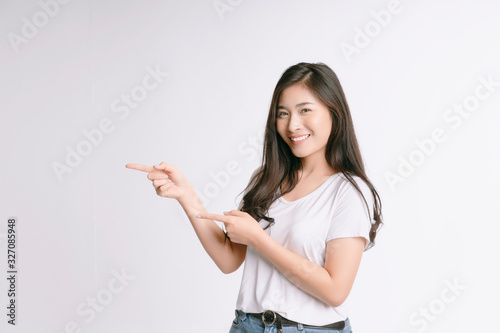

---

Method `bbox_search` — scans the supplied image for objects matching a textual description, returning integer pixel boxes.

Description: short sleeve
[326,177,373,250]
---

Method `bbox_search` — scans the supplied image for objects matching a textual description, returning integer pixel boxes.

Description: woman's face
[276,83,333,161]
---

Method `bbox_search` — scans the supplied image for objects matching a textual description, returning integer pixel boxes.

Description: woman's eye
[277,111,287,117]
[301,108,311,113]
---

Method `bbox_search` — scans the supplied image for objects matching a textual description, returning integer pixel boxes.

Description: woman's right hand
[125,162,194,201]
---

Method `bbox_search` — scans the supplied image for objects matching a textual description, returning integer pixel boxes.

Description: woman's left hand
[195,210,265,247]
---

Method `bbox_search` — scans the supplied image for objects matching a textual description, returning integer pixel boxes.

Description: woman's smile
[289,134,311,144]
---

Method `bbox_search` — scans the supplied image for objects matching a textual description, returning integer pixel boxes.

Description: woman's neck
[299,156,337,179]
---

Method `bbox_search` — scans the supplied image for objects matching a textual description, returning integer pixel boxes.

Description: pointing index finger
[125,163,155,173]
[195,213,230,223]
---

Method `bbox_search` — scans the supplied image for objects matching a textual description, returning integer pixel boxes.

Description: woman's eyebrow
[277,102,314,110]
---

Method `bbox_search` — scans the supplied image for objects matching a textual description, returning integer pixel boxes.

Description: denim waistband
[234,309,350,332]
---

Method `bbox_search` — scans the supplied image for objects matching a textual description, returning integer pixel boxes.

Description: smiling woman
[275,84,334,162]
[126,62,383,333]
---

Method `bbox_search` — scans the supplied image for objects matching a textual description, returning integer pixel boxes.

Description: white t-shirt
[235,172,374,326]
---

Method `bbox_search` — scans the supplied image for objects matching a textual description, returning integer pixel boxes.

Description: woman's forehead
[279,84,320,104]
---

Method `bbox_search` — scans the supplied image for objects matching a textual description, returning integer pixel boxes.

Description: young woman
[126,62,383,332]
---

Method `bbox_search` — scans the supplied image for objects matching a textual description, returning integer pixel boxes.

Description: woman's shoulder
[334,172,372,197]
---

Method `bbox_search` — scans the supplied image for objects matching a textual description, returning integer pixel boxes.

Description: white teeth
[290,134,310,142]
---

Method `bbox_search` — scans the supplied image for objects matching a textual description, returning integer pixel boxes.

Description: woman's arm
[195,210,366,307]
[126,162,246,274]
[252,233,365,307]
[178,188,246,274]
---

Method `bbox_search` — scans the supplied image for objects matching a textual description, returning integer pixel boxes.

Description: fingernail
[223,211,229,215]
[195,214,201,218]
[163,174,169,179]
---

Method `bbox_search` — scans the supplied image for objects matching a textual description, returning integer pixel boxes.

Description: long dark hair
[238,62,383,250]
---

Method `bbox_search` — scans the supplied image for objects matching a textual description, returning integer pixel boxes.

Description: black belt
[247,310,345,332]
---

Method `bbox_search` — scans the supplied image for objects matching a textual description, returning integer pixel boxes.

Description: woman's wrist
[177,185,200,210]
[250,227,270,250]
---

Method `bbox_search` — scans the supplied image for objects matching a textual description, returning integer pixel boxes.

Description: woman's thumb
[153,162,175,173]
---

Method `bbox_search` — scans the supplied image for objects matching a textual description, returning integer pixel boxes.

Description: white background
[1,0,499,332]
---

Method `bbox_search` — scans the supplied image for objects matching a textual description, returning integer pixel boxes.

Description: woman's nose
[287,113,303,131]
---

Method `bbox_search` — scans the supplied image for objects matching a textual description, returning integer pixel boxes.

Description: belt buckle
[261,310,276,326]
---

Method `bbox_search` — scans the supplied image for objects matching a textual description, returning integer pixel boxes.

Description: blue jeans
[229,309,353,333]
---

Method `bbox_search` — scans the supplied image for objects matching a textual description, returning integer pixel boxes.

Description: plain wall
[1,0,499,332]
